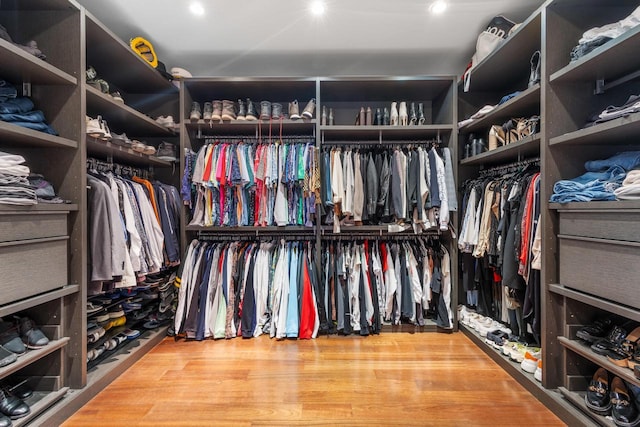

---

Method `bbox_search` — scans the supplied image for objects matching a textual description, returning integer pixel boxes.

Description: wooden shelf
[186,225,315,234]
[550,201,640,211]
[86,138,173,168]
[559,336,640,388]
[85,86,175,137]
[85,13,177,94]
[460,134,540,166]
[14,388,69,427]
[459,12,541,91]
[0,38,76,86]
[0,0,76,10]
[549,284,640,323]
[550,25,640,84]
[0,120,77,149]
[320,124,453,140]
[0,285,79,319]
[558,387,615,427]
[459,84,540,133]
[550,113,640,146]
[0,204,78,212]
[0,338,69,380]
[185,119,316,136]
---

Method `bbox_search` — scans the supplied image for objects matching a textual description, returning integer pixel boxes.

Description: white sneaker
[86,116,104,139]
[99,116,111,141]
[534,360,542,382]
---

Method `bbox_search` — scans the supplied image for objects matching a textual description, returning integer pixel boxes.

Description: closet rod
[324,139,444,148]
[478,156,540,176]
[195,135,314,141]
[321,233,440,241]
[197,234,316,242]
[86,157,152,179]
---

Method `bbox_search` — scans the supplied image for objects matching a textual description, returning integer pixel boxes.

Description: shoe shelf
[459,84,541,134]
[558,387,616,427]
[86,138,172,168]
[0,38,76,86]
[0,285,79,319]
[549,113,640,146]
[84,12,177,94]
[320,125,453,141]
[185,119,316,137]
[0,338,69,381]
[549,201,640,211]
[0,120,77,149]
[550,25,640,84]
[380,319,438,333]
[459,133,541,167]
[13,387,70,427]
[85,86,175,137]
[458,11,541,91]
[86,314,156,354]
[559,336,640,388]
[549,284,640,324]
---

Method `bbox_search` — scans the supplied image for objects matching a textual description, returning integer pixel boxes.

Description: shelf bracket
[22,82,31,97]
[594,69,640,95]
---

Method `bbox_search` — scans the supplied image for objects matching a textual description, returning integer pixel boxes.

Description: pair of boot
[193,100,238,121]
[390,102,426,126]
[191,98,316,121]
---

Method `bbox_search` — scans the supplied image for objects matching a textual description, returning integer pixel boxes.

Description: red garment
[518,173,539,276]
[201,144,215,182]
[299,255,315,339]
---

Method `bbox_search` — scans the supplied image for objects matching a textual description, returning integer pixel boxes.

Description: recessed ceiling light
[429,0,448,14]
[310,0,326,16]
[189,2,205,16]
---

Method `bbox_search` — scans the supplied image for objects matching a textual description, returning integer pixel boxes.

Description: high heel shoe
[374,108,382,125]
[390,102,399,126]
[383,107,390,125]
[329,108,334,125]
[502,119,521,144]
[529,50,541,88]
[366,107,372,126]
[409,102,417,125]
[488,125,506,150]
[418,102,425,125]
[399,102,408,126]
[355,107,365,125]
[321,106,327,126]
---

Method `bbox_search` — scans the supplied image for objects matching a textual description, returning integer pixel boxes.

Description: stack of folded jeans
[550,151,640,203]
[0,152,36,205]
[0,81,57,135]
[570,6,640,61]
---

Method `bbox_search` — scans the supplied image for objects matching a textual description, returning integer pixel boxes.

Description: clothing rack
[323,138,443,149]
[86,157,151,179]
[321,233,441,241]
[478,157,540,177]
[197,233,316,242]
[195,134,314,142]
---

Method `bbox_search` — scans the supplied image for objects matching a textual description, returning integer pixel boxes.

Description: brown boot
[221,100,236,121]
[301,98,315,119]
[211,100,222,121]
[289,100,301,120]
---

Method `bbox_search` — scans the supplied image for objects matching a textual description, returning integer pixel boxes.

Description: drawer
[0,237,68,305]
[558,209,640,243]
[0,212,68,243]
[559,235,640,308]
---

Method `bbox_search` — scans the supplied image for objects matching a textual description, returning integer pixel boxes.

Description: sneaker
[211,100,223,121]
[521,350,540,373]
[534,359,542,382]
[143,145,156,155]
[16,317,49,350]
[99,116,112,141]
[155,115,176,128]
[156,141,177,162]
[108,305,125,318]
[110,91,124,103]
[0,345,17,368]
[221,100,236,121]
[301,98,316,119]
[0,321,25,355]
[131,140,147,153]
[289,100,301,120]
[86,302,102,315]
[85,116,104,139]
[189,102,201,120]
[259,101,271,120]
[110,132,131,147]
[87,325,105,344]
[93,313,110,323]
[203,102,213,120]
[245,98,258,121]
[271,102,283,120]
[86,65,98,81]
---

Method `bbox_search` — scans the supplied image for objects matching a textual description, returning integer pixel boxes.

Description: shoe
[611,376,640,426]
[16,317,48,350]
[110,91,124,103]
[485,329,510,349]
[87,325,105,344]
[409,102,417,125]
[528,50,541,88]
[356,107,365,125]
[211,100,223,121]
[592,325,628,356]
[108,306,125,319]
[122,301,142,312]
[609,326,640,367]
[236,99,246,120]
[301,98,315,119]
[321,105,327,125]
[221,100,236,120]
[0,321,26,355]
[520,350,540,374]
[189,102,201,120]
[0,413,9,427]
[488,125,507,150]
[131,140,146,153]
[290,100,301,120]
[328,108,334,125]
[585,367,611,415]
[383,107,390,125]
[374,108,382,125]
[576,318,613,343]
[124,329,141,339]
[85,65,98,81]
[390,102,399,126]
[259,101,271,120]
[0,346,16,368]
[5,379,32,400]
[155,115,176,128]
[86,301,102,315]
[534,359,542,382]
[399,101,408,126]
[0,389,29,420]
[366,107,372,125]
[156,141,178,162]
[245,98,258,121]
[93,312,109,323]
[142,144,156,156]
[202,102,213,120]
[85,116,104,139]
[110,132,131,147]
[418,102,425,125]
[271,102,283,120]
[99,117,111,141]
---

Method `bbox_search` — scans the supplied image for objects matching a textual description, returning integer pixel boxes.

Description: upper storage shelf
[0,38,76,86]
[459,11,541,92]
[85,12,177,94]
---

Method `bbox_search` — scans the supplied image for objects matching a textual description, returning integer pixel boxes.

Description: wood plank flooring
[62,333,565,426]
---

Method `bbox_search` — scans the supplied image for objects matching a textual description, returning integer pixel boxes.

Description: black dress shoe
[0,413,10,427]
[6,379,32,400]
[592,325,628,356]
[577,317,614,343]
[611,377,640,426]
[0,389,29,419]
[585,367,611,415]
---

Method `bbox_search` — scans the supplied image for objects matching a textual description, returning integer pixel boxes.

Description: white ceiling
[76,0,546,78]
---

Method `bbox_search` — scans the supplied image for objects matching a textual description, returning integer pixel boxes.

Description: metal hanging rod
[86,157,152,179]
[195,135,314,141]
[478,157,540,177]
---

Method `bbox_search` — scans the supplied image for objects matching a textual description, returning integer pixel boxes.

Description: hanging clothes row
[320,145,457,233]
[184,137,321,227]
[458,161,541,344]
[87,162,181,293]
[321,238,453,333]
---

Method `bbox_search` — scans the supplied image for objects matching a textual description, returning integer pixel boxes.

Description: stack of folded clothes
[570,6,640,61]
[0,152,36,205]
[0,23,46,60]
[585,94,640,127]
[614,169,640,200]
[0,81,57,135]
[550,151,640,203]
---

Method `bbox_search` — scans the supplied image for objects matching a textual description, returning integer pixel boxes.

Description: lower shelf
[14,387,69,427]
[459,323,594,426]
[559,387,615,427]
[0,338,70,380]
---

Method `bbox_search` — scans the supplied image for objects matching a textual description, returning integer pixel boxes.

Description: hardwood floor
[62,333,565,426]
